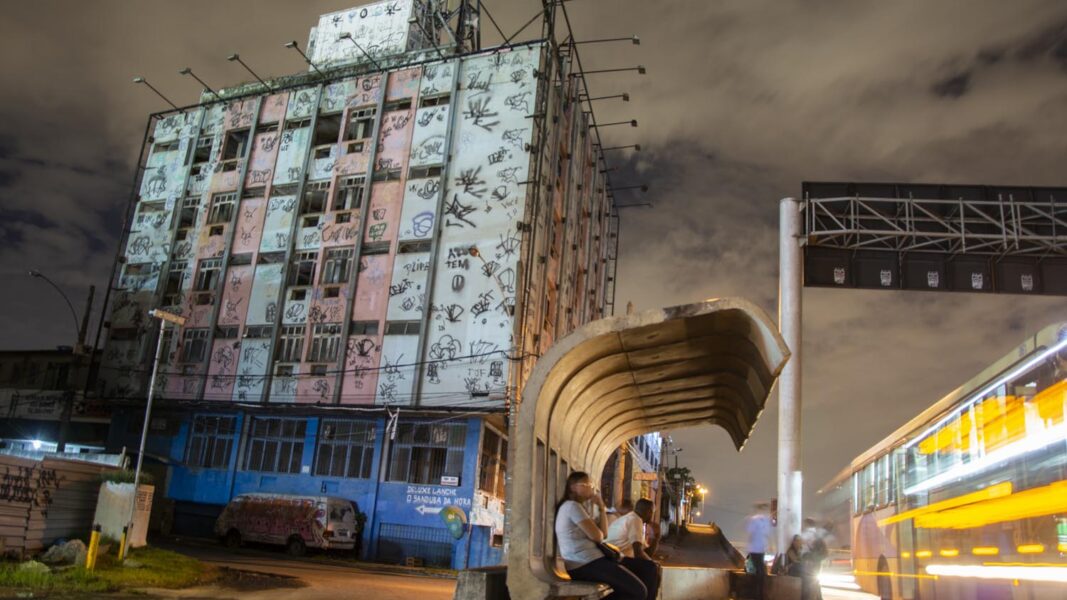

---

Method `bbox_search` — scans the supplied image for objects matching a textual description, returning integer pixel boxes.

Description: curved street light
[28,270,80,345]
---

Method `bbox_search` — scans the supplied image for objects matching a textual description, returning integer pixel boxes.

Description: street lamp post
[119,308,185,561]
[29,270,94,453]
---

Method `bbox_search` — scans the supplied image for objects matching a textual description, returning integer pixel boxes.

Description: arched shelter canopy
[506,298,790,599]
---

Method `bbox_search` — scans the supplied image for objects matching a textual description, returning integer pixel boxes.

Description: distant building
[0,347,109,453]
[99,0,623,568]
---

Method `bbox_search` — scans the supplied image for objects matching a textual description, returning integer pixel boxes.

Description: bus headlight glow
[818,573,860,590]
[926,564,1067,583]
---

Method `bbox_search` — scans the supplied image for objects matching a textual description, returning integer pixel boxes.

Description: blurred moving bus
[835,322,1067,600]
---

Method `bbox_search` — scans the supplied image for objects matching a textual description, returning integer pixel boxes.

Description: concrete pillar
[777,197,802,554]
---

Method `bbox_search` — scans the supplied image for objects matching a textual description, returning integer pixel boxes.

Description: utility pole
[777,197,803,554]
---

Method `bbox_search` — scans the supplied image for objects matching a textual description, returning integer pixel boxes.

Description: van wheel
[286,536,306,557]
[224,529,241,548]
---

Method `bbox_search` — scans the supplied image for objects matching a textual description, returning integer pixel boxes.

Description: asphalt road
[147,539,457,600]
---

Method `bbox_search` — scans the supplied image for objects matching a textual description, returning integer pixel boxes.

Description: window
[244,417,306,474]
[277,325,305,363]
[478,427,507,498]
[316,420,376,478]
[313,114,342,146]
[191,136,213,165]
[245,325,273,338]
[350,321,379,336]
[371,168,401,181]
[345,108,375,141]
[163,261,186,305]
[301,181,330,215]
[307,323,341,362]
[387,422,467,485]
[222,129,250,161]
[322,248,354,284]
[178,196,199,228]
[194,258,222,291]
[409,166,443,179]
[398,240,431,253]
[187,415,237,469]
[181,328,210,362]
[385,321,421,335]
[288,251,317,286]
[285,118,311,131]
[333,175,365,211]
[208,192,236,224]
[384,99,412,111]
[361,241,390,255]
[215,326,239,339]
[419,95,450,108]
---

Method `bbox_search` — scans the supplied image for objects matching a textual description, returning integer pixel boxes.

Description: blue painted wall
[110,410,505,568]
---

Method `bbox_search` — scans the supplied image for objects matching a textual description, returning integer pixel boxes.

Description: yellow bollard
[86,524,102,570]
[117,526,128,562]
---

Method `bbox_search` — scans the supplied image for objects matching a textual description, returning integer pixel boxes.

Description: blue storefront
[108,407,507,569]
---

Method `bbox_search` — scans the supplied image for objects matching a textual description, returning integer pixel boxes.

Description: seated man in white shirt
[606,498,660,599]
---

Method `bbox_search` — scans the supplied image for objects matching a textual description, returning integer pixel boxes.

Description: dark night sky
[3,1,1067,540]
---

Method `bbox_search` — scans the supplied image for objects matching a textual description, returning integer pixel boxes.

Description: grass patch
[0,547,217,595]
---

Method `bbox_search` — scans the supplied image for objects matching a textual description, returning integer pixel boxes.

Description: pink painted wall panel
[341,334,382,405]
[320,212,362,248]
[386,69,421,101]
[165,363,204,399]
[245,131,281,188]
[309,287,348,324]
[259,92,290,124]
[375,110,414,172]
[232,198,266,255]
[224,98,257,131]
[347,74,383,108]
[352,253,392,322]
[210,169,240,193]
[296,373,334,404]
[195,227,227,259]
[364,181,402,245]
[188,301,213,328]
[218,264,254,326]
[205,339,241,400]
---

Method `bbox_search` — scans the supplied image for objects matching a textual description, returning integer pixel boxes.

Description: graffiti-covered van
[215,493,358,555]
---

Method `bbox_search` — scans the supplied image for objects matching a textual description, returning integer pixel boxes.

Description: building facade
[99,0,621,568]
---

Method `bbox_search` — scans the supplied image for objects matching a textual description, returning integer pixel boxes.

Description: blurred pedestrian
[744,502,773,599]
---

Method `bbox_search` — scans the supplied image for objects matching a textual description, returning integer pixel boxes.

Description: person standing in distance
[745,502,774,599]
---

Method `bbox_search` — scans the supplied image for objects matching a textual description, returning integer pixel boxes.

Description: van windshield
[328,501,356,528]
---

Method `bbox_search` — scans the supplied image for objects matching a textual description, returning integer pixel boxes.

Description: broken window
[163,261,187,305]
[207,192,236,224]
[181,328,210,362]
[178,196,200,228]
[194,258,222,291]
[313,114,342,146]
[288,251,317,286]
[222,129,250,161]
[300,181,329,215]
[345,108,375,140]
[333,175,365,211]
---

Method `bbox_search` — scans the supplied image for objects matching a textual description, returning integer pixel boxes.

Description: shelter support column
[777,197,802,554]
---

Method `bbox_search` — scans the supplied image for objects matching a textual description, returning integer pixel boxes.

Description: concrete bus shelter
[505,298,790,599]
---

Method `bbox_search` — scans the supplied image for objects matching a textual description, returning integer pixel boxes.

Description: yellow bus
[836,322,1067,599]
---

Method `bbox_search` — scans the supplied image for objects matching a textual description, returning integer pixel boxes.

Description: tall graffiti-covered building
[99,0,621,568]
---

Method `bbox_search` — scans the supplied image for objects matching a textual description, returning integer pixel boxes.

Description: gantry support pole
[777,197,803,555]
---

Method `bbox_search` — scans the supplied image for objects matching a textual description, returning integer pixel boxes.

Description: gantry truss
[803,183,1067,257]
